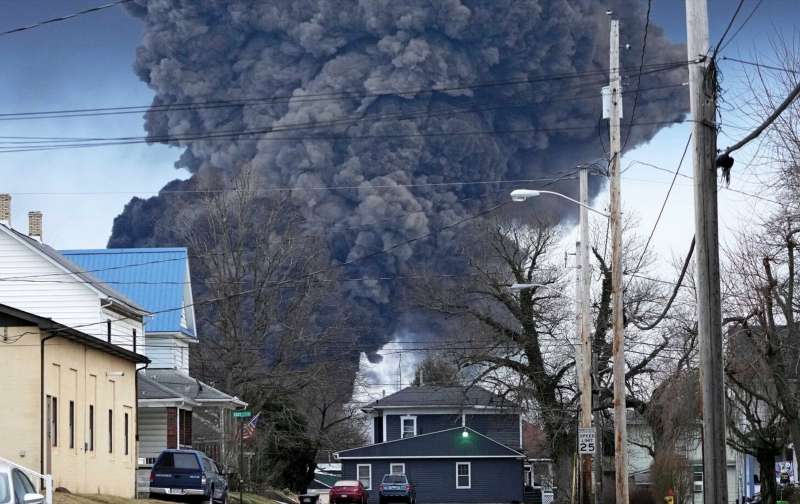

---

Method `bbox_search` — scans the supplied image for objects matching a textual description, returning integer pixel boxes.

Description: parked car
[149,449,228,504]
[329,480,368,504]
[0,461,45,504]
[378,474,415,504]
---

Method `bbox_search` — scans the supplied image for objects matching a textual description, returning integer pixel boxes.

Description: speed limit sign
[578,428,596,454]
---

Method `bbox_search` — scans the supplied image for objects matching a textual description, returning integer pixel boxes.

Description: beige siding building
[0,304,148,497]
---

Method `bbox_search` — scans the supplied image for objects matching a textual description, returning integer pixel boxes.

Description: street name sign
[233,410,252,418]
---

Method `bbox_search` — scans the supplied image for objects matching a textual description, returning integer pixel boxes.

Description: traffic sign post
[234,409,251,504]
[578,428,596,455]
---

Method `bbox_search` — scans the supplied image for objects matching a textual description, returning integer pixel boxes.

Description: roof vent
[28,211,43,242]
[0,194,10,226]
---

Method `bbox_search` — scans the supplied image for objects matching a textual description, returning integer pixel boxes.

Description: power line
[720,56,800,75]
[625,133,692,288]
[0,61,688,122]
[620,0,653,152]
[716,0,765,55]
[712,0,747,58]
[0,0,131,37]
[0,119,691,155]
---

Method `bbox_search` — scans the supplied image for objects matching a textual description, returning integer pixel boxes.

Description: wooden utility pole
[578,165,593,504]
[684,1,727,503]
[608,19,629,504]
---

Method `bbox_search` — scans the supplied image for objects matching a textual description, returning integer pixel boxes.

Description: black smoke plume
[111,0,687,362]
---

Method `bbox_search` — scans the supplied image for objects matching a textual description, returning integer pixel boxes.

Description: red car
[329,480,369,504]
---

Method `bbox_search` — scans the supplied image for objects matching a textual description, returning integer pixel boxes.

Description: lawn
[54,492,293,504]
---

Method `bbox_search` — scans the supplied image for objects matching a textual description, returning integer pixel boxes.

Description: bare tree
[411,217,678,503]
[184,168,360,490]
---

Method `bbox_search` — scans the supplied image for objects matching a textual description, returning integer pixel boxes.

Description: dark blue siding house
[336,385,525,504]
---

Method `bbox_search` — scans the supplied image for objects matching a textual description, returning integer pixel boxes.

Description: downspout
[134,361,149,496]
[40,331,58,476]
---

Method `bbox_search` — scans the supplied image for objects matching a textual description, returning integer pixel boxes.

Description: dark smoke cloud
[111,0,687,359]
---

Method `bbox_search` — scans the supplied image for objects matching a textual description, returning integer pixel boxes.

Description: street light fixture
[509,189,610,219]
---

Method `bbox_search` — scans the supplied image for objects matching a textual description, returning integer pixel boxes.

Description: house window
[390,463,405,476]
[456,462,471,489]
[124,413,129,455]
[401,416,417,439]
[88,405,94,451]
[108,409,113,453]
[69,401,75,449]
[50,396,58,447]
[357,464,372,490]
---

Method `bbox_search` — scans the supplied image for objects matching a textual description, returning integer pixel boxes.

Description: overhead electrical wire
[716,0,766,56]
[625,133,692,289]
[712,0,748,58]
[0,61,689,122]
[720,56,800,75]
[620,0,653,153]
[0,0,131,37]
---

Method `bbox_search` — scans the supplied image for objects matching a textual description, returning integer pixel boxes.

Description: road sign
[233,410,252,418]
[578,427,596,454]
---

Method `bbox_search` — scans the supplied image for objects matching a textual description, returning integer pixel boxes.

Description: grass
[54,492,294,504]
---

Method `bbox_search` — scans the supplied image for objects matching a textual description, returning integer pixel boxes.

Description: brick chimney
[0,194,9,226]
[28,211,43,242]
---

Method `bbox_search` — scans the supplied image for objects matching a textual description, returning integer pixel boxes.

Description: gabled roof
[138,372,200,406]
[0,303,148,364]
[366,385,517,410]
[142,368,246,408]
[0,225,148,318]
[336,427,525,459]
[60,248,196,338]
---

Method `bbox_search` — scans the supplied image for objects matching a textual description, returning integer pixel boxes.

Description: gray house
[335,385,526,504]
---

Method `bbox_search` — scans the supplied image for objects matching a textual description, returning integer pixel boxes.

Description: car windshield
[333,481,359,487]
[156,453,200,470]
[0,474,10,504]
[382,475,407,484]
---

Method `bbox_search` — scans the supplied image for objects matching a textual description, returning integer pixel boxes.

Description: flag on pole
[242,412,261,441]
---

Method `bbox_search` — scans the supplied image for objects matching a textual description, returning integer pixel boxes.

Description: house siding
[0,229,145,345]
[373,416,383,444]
[138,408,167,464]
[465,414,520,449]
[386,415,400,441]
[146,333,189,372]
[343,459,523,504]
[0,327,138,497]
[385,414,464,441]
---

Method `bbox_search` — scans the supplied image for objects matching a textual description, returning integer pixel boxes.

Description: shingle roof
[138,372,200,406]
[336,427,525,459]
[0,226,147,316]
[60,248,195,338]
[366,385,516,409]
[142,368,246,407]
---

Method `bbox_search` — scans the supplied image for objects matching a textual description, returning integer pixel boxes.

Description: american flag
[242,412,261,441]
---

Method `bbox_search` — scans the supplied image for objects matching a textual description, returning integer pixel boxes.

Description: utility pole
[608,19,629,504]
[578,165,593,504]
[685,1,727,503]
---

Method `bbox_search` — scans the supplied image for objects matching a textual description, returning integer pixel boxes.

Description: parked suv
[378,474,415,504]
[149,449,228,504]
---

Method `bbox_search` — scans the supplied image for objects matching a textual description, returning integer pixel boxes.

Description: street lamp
[509,189,610,218]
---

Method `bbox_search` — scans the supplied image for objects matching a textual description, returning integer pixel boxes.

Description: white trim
[456,462,472,489]
[389,463,405,475]
[461,413,466,426]
[338,455,522,460]
[370,414,376,444]
[382,415,387,443]
[400,415,417,438]
[519,416,523,449]
[356,464,372,490]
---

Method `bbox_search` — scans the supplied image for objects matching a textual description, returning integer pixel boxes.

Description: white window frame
[456,462,471,489]
[400,415,417,439]
[390,463,405,476]
[357,464,372,490]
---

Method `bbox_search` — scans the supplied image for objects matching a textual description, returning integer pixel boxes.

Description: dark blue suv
[150,449,228,504]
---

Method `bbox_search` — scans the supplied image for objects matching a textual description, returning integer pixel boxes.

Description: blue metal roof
[60,248,196,338]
